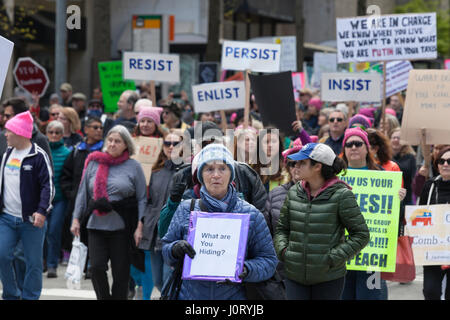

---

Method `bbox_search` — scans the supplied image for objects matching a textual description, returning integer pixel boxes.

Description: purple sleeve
[297,129,312,145]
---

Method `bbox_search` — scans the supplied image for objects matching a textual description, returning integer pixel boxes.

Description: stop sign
[13,57,50,97]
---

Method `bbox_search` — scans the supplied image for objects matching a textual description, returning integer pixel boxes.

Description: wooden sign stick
[150,80,156,107]
[381,61,387,136]
[244,69,251,129]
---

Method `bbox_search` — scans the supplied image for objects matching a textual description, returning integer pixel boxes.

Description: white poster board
[312,52,337,89]
[122,51,180,83]
[336,12,437,63]
[321,72,381,102]
[0,35,14,97]
[192,81,245,113]
[249,36,297,72]
[221,40,281,73]
[385,60,413,98]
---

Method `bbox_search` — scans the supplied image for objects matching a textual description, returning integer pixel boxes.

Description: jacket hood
[299,176,352,201]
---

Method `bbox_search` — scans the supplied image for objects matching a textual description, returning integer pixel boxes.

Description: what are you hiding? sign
[337,12,437,63]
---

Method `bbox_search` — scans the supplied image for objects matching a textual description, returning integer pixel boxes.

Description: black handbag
[244,270,287,300]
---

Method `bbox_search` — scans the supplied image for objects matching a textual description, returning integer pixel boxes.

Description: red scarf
[82,150,130,216]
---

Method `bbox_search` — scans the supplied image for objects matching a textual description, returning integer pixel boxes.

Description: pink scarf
[82,150,130,216]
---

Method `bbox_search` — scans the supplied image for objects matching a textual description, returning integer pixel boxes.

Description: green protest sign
[98,61,136,113]
[338,169,403,272]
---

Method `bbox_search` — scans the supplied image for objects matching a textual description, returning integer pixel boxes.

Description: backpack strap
[189,198,208,212]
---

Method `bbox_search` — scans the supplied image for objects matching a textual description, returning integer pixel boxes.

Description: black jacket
[263,182,294,236]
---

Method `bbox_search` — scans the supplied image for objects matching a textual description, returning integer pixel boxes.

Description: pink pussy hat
[5,111,34,139]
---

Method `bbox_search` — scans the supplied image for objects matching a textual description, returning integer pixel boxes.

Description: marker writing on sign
[225,46,279,61]
[128,58,174,72]
[197,87,240,102]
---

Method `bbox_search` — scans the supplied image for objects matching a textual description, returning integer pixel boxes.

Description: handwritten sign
[192,81,245,113]
[182,211,250,282]
[123,51,180,83]
[405,204,450,265]
[336,13,437,63]
[339,169,403,272]
[401,70,450,145]
[221,40,281,73]
[0,35,14,97]
[131,136,163,185]
[321,72,381,102]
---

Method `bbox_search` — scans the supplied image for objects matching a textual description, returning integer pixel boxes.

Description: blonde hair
[60,107,81,133]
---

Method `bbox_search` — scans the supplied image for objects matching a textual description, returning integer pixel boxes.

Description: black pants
[285,277,345,300]
[88,229,131,300]
[423,266,450,300]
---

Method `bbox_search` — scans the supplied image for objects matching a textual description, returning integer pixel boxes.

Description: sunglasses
[438,158,450,165]
[50,113,60,117]
[163,141,180,147]
[3,113,14,120]
[48,131,62,135]
[345,141,364,148]
[329,117,344,123]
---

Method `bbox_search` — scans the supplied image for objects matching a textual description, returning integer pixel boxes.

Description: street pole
[55,0,67,92]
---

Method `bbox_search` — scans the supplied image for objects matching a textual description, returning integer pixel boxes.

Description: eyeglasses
[329,117,344,123]
[87,125,103,130]
[3,113,14,120]
[48,131,62,135]
[163,141,180,147]
[438,158,450,165]
[50,113,59,117]
[345,141,364,148]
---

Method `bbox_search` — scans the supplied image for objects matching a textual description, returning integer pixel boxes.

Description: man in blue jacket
[0,111,54,300]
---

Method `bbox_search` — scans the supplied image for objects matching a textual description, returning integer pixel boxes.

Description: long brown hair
[367,128,392,165]
[152,129,183,172]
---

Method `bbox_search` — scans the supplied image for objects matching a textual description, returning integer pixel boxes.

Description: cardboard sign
[401,70,450,145]
[321,72,381,102]
[221,40,281,73]
[182,211,250,282]
[249,71,297,137]
[122,51,180,83]
[336,12,437,63]
[339,169,403,272]
[405,204,450,265]
[192,81,245,113]
[0,35,14,98]
[131,136,163,185]
[98,61,136,113]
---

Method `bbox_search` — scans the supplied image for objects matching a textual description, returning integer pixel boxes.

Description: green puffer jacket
[274,179,369,285]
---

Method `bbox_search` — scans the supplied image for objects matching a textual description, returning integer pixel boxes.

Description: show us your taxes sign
[221,40,281,73]
[122,51,180,83]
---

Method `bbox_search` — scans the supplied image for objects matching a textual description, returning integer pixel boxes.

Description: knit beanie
[197,143,235,185]
[137,106,163,125]
[343,127,370,149]
[349,114,372,129]
[308,97,323,111]
[385,108,397,116]
[5,111,34,139]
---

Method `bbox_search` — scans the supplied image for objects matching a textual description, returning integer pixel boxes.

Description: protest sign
[339,169,403,272]
[400,70,450,145]
[385,60,413,98]
[122,51,180,83]
[198,62,219,84]
[445,59,450,70]
[321,72,381,102]
[192,81,245,113]
[249,36,297,72]
[221,40,281,73]
[131,136,163,185]
[249,71,297,137]
[405,204,450,265]
[0,35,14,98]
[292,72,305,102]
[336,12,437,63]
[312,52,337,89]
[98,61,136,113]
[182,211,250,282]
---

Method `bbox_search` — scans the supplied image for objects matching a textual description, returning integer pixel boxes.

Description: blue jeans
[45,200,67,268]
[130,256,153,300]
[342,270,388,300]
[0,213,47,300]
[149,249,172,292]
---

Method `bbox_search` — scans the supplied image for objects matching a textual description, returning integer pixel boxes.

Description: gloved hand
[238,265,248,280]
[172,240,196,259]
[169,181,186,203]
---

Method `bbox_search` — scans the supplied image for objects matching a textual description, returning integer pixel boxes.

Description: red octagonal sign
[13,57,50,97]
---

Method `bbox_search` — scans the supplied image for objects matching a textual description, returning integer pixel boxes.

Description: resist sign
[221,40,281,73]
[182,212,250,282]
[321,72,381,102]
[122,51,180,83]
[192,81,245,113]
[337,12,437,63]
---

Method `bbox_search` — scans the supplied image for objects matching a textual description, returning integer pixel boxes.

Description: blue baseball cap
[287,143,336,166]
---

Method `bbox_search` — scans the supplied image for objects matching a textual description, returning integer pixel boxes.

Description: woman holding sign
[161,144,277,300]
[340,127,406,300]
[274,143,369,300]
[418,146,450,300]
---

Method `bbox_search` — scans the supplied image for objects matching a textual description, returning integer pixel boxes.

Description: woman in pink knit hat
[134,107,165,138]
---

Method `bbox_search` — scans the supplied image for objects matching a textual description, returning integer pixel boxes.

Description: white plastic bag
[64,236,88,290]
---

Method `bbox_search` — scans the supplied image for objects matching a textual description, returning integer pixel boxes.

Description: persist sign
[321,72,381,102]
[221,40,281,73]
[336,12,437,63]
[192,81,245,113]
[123,51,180,83]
